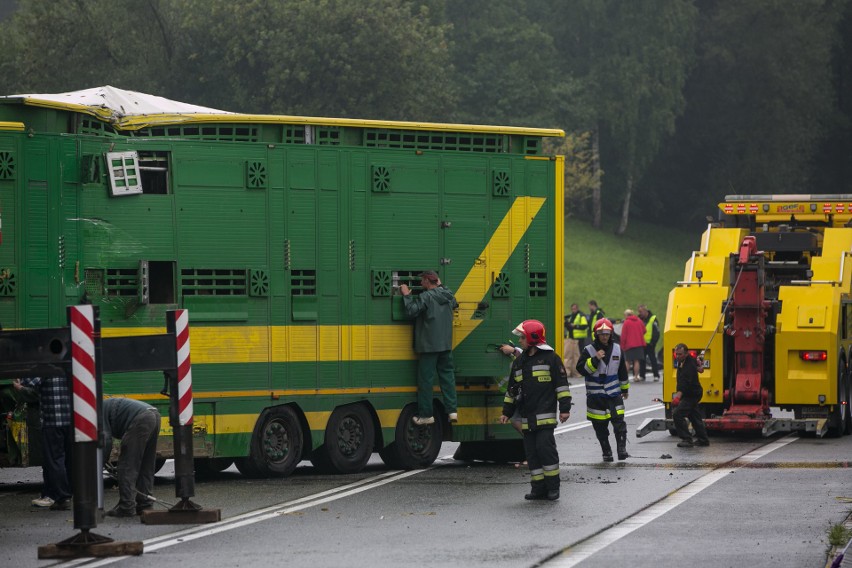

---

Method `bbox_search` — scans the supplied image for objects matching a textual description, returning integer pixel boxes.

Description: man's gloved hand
[499,344,516,356]
[672,394,681,406]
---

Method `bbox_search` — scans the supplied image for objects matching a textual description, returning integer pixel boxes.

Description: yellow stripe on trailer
[149,406,498,436]
[452,195,546,347]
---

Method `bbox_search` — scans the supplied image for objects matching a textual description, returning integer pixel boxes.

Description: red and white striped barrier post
[167,310,196,502]
[68,305,101,531]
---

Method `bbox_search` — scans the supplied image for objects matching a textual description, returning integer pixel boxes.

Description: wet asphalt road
[1,378,850,568]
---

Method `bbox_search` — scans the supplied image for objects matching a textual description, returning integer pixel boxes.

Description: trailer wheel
[310,404,375,474]
[236,405,303,478]
[378,403,442,470]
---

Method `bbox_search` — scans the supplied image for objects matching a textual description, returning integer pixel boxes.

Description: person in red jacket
[620,309,647,382]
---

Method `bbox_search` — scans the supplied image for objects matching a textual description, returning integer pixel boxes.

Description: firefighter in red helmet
[577,318,630,461]
[499,320,572,500]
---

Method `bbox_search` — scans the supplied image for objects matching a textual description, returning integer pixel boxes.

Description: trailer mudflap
[636,418,673,438]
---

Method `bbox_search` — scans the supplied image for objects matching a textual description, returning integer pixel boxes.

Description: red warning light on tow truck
[799,350,827,362]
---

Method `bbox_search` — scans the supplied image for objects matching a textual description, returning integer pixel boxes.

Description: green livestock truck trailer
[0,86,564,477]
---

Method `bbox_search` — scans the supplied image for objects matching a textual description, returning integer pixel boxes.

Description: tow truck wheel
[664,406,677,436]
[378,403,442,470]
[826,358,847,438]
[310,403,375,474]
[843,367,852,436]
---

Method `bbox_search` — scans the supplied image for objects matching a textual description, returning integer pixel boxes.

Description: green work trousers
[417,350,458,418]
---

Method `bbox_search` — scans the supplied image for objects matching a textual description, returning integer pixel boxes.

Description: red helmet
[512,319,546,346]
[593,318,614,335]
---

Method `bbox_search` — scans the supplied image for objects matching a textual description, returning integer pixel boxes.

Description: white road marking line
[539,435,800,567]
[61,399,662,566]
[61,464,450,567]
[554,403,661,434]
[144,470,428,551]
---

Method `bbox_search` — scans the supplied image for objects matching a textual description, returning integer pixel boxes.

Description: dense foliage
[1,0,849,230]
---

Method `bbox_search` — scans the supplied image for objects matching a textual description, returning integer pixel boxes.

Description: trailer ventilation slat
[181,268,247,296]
[363,129,507,153]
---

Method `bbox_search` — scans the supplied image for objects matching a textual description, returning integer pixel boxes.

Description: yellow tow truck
[638,195,852,438]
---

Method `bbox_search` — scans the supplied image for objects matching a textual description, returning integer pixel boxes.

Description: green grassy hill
[564,218,702,327]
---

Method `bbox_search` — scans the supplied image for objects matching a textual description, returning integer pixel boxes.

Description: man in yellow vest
[638,304,661,381]
[563,303,588,379]
[588,300,605,336]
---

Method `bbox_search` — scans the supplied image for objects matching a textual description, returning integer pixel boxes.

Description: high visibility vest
[589,309,604,333]
[583,343,624,398]
[568,312,588,339]
[643,314,657,343]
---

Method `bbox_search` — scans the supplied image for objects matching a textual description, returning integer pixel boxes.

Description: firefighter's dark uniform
[502,344,572,500]
[577,338,630,460]
[674,353,709,445]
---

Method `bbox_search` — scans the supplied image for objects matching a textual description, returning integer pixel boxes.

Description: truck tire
[310,403,375,474]
[378,403,442,470]
[843,367,852,436]
[236,405,304,478]
[665,407,677,436]
[826,361,847,438]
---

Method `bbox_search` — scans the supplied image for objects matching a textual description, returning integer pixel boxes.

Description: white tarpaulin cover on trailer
[1,85,231,119]
[0,85,565,136]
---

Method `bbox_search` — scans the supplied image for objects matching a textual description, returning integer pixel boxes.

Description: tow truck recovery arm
[636,416,828,438]
[637,236,829,439]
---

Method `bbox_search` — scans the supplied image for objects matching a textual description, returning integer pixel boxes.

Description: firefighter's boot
[616,432,629,461]
[600,439,613,462]
[525,480,548,501]
[593,422,614,462]
[545,474,560,501]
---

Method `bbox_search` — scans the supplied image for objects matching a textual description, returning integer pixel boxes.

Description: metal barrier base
[38,530,142,559]
[141,499,221,525]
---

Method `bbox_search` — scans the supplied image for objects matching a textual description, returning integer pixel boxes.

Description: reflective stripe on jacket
[501,345,572,431]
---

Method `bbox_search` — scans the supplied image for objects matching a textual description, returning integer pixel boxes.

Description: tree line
[1,0,849,232]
